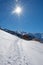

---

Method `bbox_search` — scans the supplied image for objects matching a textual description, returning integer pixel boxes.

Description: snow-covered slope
[0,29,43,65]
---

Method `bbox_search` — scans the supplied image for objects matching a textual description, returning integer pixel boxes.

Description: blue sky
[0,0,43,32]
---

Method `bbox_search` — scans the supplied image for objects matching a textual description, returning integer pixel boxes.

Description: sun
[12,6,22,15]
[15,7,21,14]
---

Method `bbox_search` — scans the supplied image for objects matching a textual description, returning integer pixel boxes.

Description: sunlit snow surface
[0,30,43,65]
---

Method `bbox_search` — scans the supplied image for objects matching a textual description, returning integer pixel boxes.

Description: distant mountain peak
[0,27,43,43]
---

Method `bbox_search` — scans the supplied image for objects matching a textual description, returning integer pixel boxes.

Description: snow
[0,29,43,65]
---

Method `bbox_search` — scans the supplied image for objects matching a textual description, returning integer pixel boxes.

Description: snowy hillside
[0,28,43,43]
[0,29,43,65]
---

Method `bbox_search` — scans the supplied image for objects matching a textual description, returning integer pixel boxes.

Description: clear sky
[0,0,43,33]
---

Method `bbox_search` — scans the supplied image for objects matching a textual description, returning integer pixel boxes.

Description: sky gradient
[0,0,43,32]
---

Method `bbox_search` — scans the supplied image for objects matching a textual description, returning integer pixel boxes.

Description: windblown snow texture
[0,29,43,65]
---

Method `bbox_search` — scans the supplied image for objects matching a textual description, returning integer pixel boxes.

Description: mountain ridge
[0,27,43,43]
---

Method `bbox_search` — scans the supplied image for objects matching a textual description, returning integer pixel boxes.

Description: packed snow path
[0,29,43,65]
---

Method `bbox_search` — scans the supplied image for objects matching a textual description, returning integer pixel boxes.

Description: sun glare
[12,6,22,15]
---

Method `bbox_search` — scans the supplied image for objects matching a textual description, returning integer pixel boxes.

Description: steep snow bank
[0,29,43,65]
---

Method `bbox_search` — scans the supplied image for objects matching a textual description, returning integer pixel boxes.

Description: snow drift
[0,29,43,65]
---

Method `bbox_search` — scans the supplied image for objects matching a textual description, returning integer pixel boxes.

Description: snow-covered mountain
[0,28,43,65]
[0,28,43,43]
